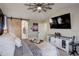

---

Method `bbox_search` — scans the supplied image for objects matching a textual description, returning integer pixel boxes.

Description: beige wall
[28,20,48,40]
[48,4,79,42]
[28,20,38,39]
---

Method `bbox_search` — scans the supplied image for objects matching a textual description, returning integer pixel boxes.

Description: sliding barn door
[8,18,21,38]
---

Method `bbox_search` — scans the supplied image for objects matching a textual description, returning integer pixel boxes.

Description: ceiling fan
[24,3,54,13]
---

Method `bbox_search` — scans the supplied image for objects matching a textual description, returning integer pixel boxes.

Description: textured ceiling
[0,3,77,21]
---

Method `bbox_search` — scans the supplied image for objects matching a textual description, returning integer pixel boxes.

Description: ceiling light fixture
[24,3,54,13]
[37,7,42,10]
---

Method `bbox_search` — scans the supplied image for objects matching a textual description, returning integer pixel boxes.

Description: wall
[28,20,48,40]
[48,4,79,42]
[38,22,48,40]
[28,20,39,39]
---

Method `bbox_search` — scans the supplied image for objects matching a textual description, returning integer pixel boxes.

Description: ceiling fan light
[24,3,54,13]
[37,7,42,10]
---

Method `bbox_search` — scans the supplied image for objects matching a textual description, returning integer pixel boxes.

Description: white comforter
[0,33,22,56]
[35,41,58,56]
[23,40,58,56]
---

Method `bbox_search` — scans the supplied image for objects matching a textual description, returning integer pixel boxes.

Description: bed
[0,29,58,56]
[0,34,58,56]
[22,39,58,56]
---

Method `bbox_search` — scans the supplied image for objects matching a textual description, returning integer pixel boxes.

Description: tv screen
[50,13,71,29]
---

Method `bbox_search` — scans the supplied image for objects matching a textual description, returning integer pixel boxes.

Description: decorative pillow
[15,37,22,47]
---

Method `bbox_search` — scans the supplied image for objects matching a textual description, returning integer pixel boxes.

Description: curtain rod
[7,17,29,21]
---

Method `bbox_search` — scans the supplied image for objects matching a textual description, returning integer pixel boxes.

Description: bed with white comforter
[0,32,22,56]
[22,40,58,56]
[35,41,58,56]
[0,33,58,56]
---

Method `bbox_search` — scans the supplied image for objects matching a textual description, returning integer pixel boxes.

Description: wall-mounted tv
[50,13,71,29]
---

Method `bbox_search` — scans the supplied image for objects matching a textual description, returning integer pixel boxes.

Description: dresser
[49,36,72,53]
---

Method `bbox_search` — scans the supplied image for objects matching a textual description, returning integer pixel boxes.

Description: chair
[69,36,79,56]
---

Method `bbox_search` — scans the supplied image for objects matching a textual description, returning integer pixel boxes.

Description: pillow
[15,37,22,47]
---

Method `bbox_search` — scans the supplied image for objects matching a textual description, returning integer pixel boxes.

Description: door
[22,20,28,39]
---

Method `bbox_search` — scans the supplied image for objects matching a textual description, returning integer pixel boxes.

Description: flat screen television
[50,13,71,29]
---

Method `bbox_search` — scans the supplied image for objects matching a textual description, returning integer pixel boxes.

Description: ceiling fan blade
[27,6,37,10]
[38,10,41,13]
[24,3,35,6]
[44,3,54,5]
[48,3,54,5]
[41,3,54,7]
[44,7,52,9]
[27,7,34,10]
[24,3,54,13]
[42,8,47,12]
[33,9,37,12]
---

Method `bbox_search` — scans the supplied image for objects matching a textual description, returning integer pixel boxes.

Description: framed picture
[32,23,38,31]
[50,13,71,29]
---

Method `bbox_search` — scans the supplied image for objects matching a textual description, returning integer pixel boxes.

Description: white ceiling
[0,3,78,21]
